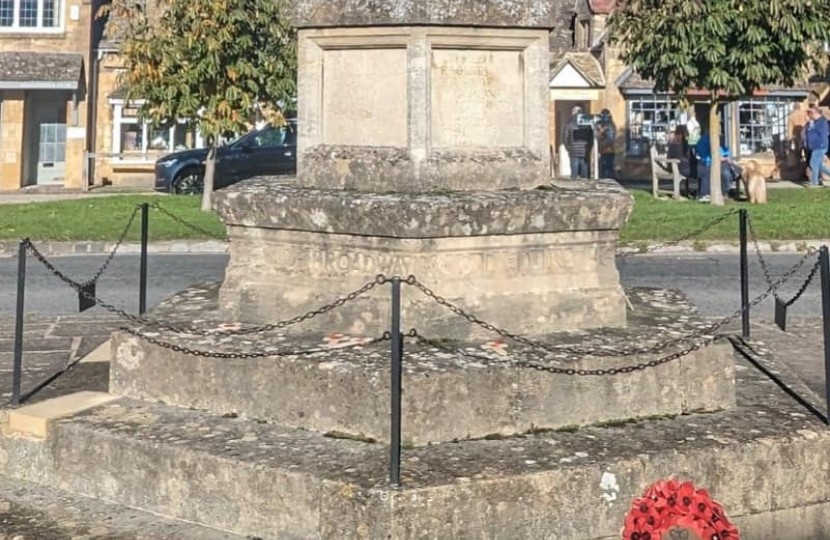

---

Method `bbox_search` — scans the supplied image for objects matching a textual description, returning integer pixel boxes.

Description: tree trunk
[709,103,724,206]
[200,143,216,212]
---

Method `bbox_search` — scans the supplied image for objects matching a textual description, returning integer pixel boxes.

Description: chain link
[122,327,391,359]
[85,204,142,284]
[406,251,817,358]
[618,209,740,258]
[27,239,391,337]
[746,213,819,307]
[410,330,713,376]
[150,202,228,242]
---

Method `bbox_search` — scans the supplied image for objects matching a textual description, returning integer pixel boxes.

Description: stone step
[2,354,830,540]
[0,476,245,539]
[111,286,736,445]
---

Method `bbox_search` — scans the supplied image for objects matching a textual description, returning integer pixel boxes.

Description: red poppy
[675,482,696,513]
[691,493,716,522]
[623,479,740,540]
[712,518,740,539]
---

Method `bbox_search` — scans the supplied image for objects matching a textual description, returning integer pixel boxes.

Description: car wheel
[172,169,204,195]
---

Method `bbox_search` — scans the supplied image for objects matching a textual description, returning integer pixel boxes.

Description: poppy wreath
[622,480,740,540]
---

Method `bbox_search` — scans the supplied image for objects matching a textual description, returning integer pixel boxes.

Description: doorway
[24,93,67,186]
[554,100,590,177]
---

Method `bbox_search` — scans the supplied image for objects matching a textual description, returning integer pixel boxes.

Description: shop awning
[614,67,817,97]
[0,52,83,90]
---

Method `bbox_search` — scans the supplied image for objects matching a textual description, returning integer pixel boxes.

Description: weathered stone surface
[0,353,827,539]
[0,476,244,539]
[297,26,551,191]
[292,0,563,29]
[214,179,632,336]
[213,178,634,237]
[109,285,735,444]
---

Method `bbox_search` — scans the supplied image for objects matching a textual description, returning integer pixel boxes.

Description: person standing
[804,105,830,187]
[562,106,592,179]
[597,109,616,179]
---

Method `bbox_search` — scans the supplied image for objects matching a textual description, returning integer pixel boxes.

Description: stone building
[0,0,203,191]
[548,0,829,180]
[0,0,101,190]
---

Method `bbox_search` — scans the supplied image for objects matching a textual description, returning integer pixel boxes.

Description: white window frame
[0,0,65,33]
[736,97,799,157]
[110,100,204,164]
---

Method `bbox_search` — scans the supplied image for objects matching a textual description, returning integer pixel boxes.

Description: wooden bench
[650,145,692,198]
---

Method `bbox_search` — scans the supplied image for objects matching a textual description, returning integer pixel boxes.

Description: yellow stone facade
[0,0,94,190]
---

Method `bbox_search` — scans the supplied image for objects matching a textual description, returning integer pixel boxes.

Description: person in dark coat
[562,106,593,179]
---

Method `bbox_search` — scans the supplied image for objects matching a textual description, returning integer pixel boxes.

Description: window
[576,18,592,49]
[625,96,684,157]
[737,98,798,157]
[0,0,61,30]
[0,1,14,25]
[250,126,294,148]
[112,102,203,161]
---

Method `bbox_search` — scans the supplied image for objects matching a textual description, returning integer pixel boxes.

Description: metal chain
[406,251,817,358]
[746,213,819,307]
[86,205,142,284]
[618,209,740,258]
[122,326,391,359]
[779,257,821,307]
[27,240,391,337]
[150,202,228,242]
[410,330,713,376]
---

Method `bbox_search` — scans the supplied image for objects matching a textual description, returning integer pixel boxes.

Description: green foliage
[608,0,830,99]
[104,0,297,138]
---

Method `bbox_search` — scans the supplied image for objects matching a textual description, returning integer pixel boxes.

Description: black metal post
[739,209,750,338]
[389,277,403,487]
[139,203,149,315]
[819,246,830,426]
[11,240,28,408]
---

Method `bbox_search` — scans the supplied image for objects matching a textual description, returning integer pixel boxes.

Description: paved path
[0,314,118,407]
[0,187,159,205]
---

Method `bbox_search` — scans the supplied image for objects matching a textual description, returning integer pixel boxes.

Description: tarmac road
[0,252,824,319]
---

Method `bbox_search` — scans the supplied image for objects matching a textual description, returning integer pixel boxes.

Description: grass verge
[620,188,830,244]
[0,195,224,242]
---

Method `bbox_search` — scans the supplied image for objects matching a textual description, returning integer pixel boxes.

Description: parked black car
[154,118,297,194]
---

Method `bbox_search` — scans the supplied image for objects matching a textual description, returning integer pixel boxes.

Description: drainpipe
[84,0,101,191]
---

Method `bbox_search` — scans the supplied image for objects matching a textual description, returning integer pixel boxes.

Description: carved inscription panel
[430,48,525,148]
[322,48,408,147]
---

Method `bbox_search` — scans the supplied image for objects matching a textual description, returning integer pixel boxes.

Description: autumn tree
[105,0,297,210]
[609,0,830,205]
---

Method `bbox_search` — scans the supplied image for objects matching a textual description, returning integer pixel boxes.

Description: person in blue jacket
[803,105,830,187]
[695,134,741,202]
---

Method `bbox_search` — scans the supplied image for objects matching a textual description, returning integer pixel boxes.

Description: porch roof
[0,52,83,90]
[550,52,605,88]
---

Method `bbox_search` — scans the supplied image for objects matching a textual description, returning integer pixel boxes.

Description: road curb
[0,240,228,258]
[619,239,830,256]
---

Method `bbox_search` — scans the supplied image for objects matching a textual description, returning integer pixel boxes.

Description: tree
[608,0,830,205]
[104,0,297,210]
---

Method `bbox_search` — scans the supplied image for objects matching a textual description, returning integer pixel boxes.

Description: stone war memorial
[4,1,830,539]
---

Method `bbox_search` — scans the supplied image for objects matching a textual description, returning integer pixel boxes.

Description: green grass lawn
[1,188,829,243]
[0,195,224,242]
[621,188,830,244]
